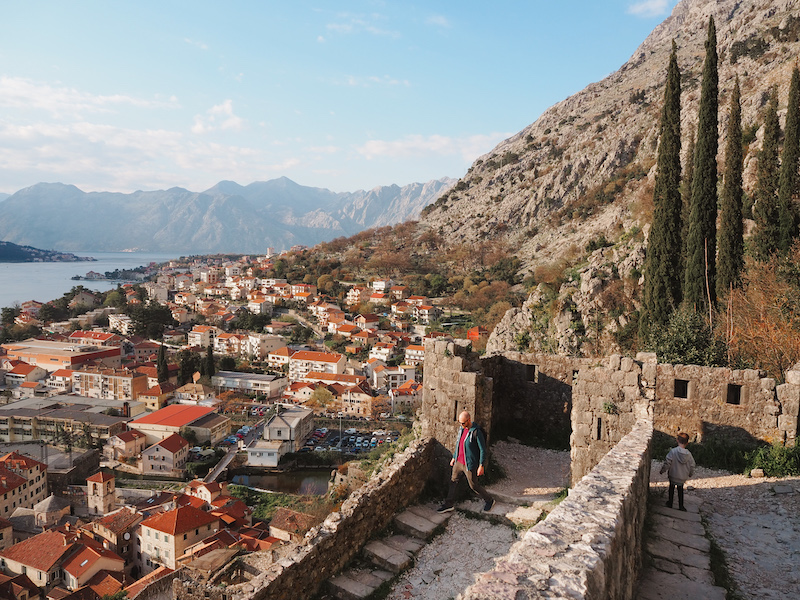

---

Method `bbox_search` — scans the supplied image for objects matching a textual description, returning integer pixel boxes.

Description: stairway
[327,504,452,600]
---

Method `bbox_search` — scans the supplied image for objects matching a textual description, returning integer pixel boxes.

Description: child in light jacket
[660,432,695,511]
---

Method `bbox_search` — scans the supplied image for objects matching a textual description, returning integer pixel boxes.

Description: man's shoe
[437,504,454,513]
[678,506,687,512]
[483,498,495,512]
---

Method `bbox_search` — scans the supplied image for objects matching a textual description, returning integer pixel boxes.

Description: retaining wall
[174,437,434,600]
[461,419,653,600]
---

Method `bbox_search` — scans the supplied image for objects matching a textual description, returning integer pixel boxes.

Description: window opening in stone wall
[596,417,602,440]
[726,384,742,405]
[674,379,689,399]
[572,370,579,385]
[526,364,539,383]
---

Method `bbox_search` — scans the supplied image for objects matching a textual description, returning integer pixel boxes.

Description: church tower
[86,471,115,515]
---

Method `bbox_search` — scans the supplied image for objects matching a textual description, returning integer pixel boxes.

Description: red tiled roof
[0,466,27,495]
[86,570,125,597]
[86,471,114,484]
[51,369,75,378]
[115,430,146,443]
[175,494,206,510]
[19,382,40,388]
[9,364,37,375]
[290,350,343,363]
[269,508,316,535]
[140,505,219,535]
[62,545,124,580]
[0,529,75,572]
[123,566,173,598]
[1,452,46,472]
[94,507,141,536]
[130,405,213,428]
[155,433,189,454]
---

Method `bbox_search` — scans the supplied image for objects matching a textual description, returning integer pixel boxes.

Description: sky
[0,0,679,195]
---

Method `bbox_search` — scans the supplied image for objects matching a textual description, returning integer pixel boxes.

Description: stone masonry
[459,419,653,600]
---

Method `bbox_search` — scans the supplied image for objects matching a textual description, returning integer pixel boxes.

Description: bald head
[458,411,471,427]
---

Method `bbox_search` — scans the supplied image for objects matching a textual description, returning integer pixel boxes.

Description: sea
[0,251,179,313]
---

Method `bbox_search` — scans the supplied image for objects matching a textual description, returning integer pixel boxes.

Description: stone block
[363,540,412,574]
[608,354,621,370]
[624,371,640,387]
[394,509,439,540]
[621,357,634,372]
[785,370,800,386]
[750,468,765,478]
[760,377,776,391]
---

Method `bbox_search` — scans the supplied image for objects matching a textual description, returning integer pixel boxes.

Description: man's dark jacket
[452,423,487,471]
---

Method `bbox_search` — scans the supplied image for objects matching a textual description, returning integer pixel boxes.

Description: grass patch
[228,484,333,522]
[652,432,765,475]
[745,442,800,477]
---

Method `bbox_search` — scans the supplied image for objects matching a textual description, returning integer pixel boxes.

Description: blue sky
[0,0,678,194]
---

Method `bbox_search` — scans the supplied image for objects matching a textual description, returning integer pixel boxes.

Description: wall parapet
[460,419,653,600]
[175,437,434,600]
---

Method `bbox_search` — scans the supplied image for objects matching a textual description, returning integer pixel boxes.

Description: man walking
[438,410,495,513]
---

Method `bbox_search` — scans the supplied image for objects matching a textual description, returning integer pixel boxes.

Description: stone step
[328,568,393,600]
[363,539,413,573]
[394,508,440,540]
[383,534,425,555]
[406,504,451,526]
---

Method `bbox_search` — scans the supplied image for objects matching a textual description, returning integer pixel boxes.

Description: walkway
[636,493,726,599]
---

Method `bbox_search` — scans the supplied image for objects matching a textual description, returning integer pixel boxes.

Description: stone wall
[654,363,799,445]
[175,438,433,600]
[421,338,490,446]
[460,419,653,600]
[483,351,592,447]
[570,353,655,485]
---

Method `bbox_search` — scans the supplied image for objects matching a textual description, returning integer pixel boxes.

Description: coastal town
[0,248,492,600]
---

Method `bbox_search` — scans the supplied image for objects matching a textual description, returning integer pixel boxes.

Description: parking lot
[300,426,401,454]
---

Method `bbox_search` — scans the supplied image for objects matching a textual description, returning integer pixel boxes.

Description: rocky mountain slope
[419,0,800,355]
[0,177,454,254]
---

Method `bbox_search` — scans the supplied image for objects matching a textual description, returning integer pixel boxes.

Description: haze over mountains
[0,177,454,254]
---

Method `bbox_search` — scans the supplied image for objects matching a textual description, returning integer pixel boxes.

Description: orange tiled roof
[130,405,213,428]
[155,433,189,454]
[115,429,146,443]
[93,507,141,536]
[269,508,316,535]
[140,505,219,535]
[86,471,114,484]
[62,545,123,580]
[290,350,343,363]
[1,452,46,472]
[0,529,76,572]
[0,466,27,495]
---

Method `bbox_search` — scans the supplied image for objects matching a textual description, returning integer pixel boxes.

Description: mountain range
[0,177,454,254]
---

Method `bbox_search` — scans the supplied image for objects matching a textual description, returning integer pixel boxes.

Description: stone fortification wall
[174,438,433,600]
[570,353,655,484]
[483,352,592,446]
[131,570,181,600]
[654,363,799,445]
[461,419,653,600]
[421,338,491,484]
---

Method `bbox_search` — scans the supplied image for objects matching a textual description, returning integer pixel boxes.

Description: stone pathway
[636,494,726,599]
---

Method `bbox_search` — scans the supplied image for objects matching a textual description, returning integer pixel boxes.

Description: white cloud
[326,13,400,38]
[357,132,510,162]
[426,15,450,28]
[192,99,245,134]
[0,76,180,117]
[627,0,670,17]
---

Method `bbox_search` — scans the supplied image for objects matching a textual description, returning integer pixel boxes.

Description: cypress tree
[778,66,800,250]
[157,341,168,383]
[681,124,696,274]
[642,41,682,336]
[752,88,781,260]
[717,78,744,296]
[684,17,719,311]
[205,343,215,378]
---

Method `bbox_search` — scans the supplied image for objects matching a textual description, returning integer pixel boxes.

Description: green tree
[681,124,696,273]
[642,41,683,337]
[684,17,719,311]
[717,78,745,296]
[157,342,168,383]
[778,66,800,251]
[203,344,215,378]
[647,308,727,367]
[752,87,782,260]
[179,426,198,446]
[177,349,200,386]
[219,356,236,371]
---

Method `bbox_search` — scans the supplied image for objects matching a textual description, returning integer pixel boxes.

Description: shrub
[746,442,800,477]
[646,309,727,367]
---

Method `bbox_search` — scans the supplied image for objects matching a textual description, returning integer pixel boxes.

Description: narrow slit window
[726,384,742,405]
[596,417,602,440]
[674,379,689,399]
[526,364,539,383]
